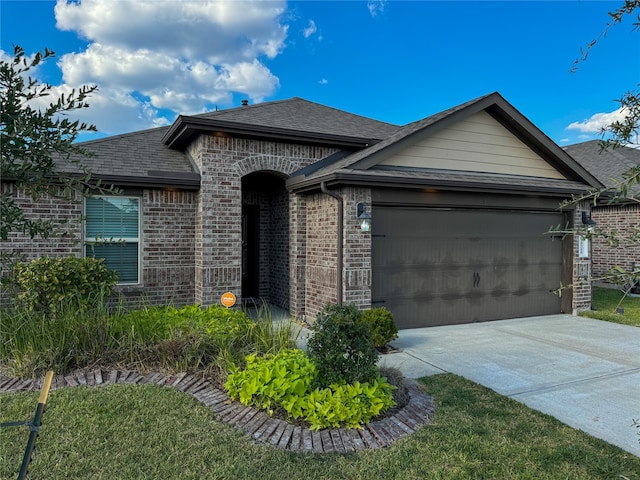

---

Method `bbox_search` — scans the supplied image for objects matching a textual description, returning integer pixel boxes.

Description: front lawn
[580,286,640,326]
[1,374,638,480]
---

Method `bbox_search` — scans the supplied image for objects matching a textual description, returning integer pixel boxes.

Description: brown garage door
[372,207,563,328]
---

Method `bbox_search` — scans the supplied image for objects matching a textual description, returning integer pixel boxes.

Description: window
[85,196,140,284]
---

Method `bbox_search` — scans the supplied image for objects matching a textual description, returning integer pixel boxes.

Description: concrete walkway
[375,314,640,457]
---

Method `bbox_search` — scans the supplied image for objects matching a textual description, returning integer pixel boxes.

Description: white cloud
[303,20,317,38]
[41,0,289,135]
[318,78,328,85]
[367,0,386,17]
[566,107,627,133]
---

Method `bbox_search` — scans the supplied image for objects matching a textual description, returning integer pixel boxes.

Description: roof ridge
[77,125,170,146]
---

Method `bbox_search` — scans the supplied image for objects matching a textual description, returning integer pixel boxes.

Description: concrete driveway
[377,314,640,457]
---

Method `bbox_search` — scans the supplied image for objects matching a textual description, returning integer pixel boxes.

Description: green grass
[580,286,640,326]
[1,374,638,480]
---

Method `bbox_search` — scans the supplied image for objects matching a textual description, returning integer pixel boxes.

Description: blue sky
[1,0,638,145]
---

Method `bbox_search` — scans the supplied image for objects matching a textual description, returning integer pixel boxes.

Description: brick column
[343,187,372,310]
[572,202,593,313]
[289,192,307,319]
[190,135,242,306]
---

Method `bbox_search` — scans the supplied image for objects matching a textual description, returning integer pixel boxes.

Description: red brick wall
[138,189,196,306]
[294,186,373,323]
[187,134,339,308]
[592,203,640,284]
[304,192,340,320]
[572,204,593,313]
[342,187,372,310]
[1,183,196,308]
[1,183,83,278]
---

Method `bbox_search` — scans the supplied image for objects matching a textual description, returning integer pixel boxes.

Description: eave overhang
[162,116,380,150]
[286,168,595,199]
[1,171,202,191]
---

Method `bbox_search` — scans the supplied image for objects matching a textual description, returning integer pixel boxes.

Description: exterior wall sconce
[581,211,596,232]
[579,211,596,259]
[357,202,371,232]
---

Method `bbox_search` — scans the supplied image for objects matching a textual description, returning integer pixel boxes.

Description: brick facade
[288,186,373,322]
[1,184,196,308]
[592,203,640,285]
[137,189,196,306]
[572,203,593,313]
[2,128,596,322]
[1,183,83,264]
[186,134,339,309]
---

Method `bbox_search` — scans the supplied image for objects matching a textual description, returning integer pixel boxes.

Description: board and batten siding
[378,111,566,179]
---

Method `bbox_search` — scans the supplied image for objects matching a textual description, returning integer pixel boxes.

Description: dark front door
[242,205,259,298]
[372,207,563,328]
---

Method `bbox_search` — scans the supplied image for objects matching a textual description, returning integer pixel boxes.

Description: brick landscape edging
[0,370,435,453]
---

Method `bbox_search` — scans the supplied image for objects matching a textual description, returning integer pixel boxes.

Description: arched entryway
[241,171,289,310]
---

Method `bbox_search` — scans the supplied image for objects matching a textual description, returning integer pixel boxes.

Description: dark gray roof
[194,97,400,140]
[564,140,640,189]
[60,127,199,189]
[163,97,401,149]
[288,92,602,194]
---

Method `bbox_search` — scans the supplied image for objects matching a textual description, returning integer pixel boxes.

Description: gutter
[320,182,343,306]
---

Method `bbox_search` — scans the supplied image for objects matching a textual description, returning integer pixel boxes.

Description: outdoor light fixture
[581,211,597,229]
[357,202,371,232]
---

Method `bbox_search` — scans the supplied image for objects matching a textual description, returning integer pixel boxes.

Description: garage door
[372,207,563,328]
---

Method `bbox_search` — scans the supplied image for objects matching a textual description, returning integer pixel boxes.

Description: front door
[242,205,259,298]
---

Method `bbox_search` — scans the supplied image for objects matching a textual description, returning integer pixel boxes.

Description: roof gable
[377,110,566,179]
[288,92,603,193]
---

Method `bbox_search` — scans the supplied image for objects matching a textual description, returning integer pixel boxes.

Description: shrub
[359,307,398,348]
[225,349,316,413]
[12,256,118,314]
[225,348,396,430]
[306,304,379,388]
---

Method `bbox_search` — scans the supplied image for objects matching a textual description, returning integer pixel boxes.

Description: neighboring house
[3,92,604,328]
[564,141,640,291]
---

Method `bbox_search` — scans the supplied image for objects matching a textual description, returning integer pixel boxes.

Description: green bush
[225,349,396,430]
[12,256,118,314]
[306,304,379,388]
[225,349,316,413]
[359,307,398,348]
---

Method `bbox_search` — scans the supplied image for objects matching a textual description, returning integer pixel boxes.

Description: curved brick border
[0,370,435,453]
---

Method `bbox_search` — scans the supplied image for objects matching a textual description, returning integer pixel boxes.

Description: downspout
[320,182,343,305]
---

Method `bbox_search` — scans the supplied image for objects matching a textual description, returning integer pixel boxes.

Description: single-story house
[564,141,640,291]
[3,92,604,328]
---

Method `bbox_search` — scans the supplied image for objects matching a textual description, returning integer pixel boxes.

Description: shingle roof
[193,97,400,140]
[58,127,199,188]
[564,140,640,189]
[162,97,401,149]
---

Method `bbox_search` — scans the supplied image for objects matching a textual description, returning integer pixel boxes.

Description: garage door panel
[372,207,562,328]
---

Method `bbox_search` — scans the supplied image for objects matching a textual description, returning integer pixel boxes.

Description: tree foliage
[0,45,111,241]
[561,1,640,300]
